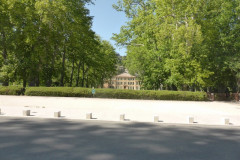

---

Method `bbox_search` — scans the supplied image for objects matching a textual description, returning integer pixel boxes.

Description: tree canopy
[113,0,240,92]
[0,0,118,87]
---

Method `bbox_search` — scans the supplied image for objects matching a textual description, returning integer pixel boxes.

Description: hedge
[0,86,24,95]
[25,87,92,97]
[25,87,208,101]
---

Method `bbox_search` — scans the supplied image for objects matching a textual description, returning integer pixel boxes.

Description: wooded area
[0,0,118,87]
[113,0,240,92]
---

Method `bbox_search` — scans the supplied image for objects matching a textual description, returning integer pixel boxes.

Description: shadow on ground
[0,117,239,160]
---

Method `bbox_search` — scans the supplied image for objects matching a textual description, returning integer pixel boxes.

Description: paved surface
[0,117,239,160]
[0,95,240,126]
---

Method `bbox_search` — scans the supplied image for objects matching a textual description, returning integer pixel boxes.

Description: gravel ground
[0,95,240,126]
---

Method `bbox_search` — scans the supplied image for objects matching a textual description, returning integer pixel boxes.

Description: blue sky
[86,0,127,56]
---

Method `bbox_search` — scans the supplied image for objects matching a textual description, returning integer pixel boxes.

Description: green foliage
[0,0,118,88]
[96,89,207,101]
[113,0,240,92]
[25,87,207,101]
[25,87,91,97]
[0,86,24,95]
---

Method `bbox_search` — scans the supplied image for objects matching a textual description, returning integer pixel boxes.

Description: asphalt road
[0,117,239,160]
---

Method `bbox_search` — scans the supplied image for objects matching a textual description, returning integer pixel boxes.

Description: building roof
[115,72,136,78]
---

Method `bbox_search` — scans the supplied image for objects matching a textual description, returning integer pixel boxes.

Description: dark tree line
[0,0,118,87]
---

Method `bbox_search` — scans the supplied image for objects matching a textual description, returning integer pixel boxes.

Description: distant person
[92,87,95,98]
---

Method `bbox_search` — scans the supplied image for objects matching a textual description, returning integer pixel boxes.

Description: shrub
[25,87,74,97]
[72,87,92,97]
[24,87,208,101]
[0,86,24,95]
[94,89,207,101]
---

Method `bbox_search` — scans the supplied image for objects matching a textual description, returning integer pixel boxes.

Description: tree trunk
[28,46,37,87]
[1,30,9,86]
[101,76,104,88]
[81,63,85,87]
[76,61,81,86]
[36,74,40,86]
[23,79,27,88]
[86,74,89,88]
[60,45,66,86]
[82,65,90,87]
[48,45,57,86]
[70,58,75,87]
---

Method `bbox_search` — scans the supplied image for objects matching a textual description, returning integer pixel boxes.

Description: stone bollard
[54,111,61,118]
[223,118,230,125]
[154,116,159,123]
[188,117,194,124]
[86,113,92,119]
[23,110,30,116]
[120,114,125,121]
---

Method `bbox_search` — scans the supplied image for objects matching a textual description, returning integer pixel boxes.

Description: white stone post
[154,116,159,123]
[188,117,194,124]
[86,113,92,119]
[120,114,125,121]
[23,110,30,116]
[54,111,61,118]
[223,118,230,125]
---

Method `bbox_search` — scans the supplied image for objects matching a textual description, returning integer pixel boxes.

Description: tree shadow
[0,117,239,160]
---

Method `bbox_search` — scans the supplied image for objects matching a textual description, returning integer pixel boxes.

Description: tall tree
[113,0,240,92]
[0,0,118,88]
